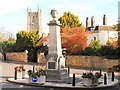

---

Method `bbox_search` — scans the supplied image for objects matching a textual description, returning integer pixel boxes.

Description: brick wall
[37,55,119,69]
[5,51,28,62]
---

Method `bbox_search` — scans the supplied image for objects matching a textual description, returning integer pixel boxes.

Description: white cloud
[0,0,32,15]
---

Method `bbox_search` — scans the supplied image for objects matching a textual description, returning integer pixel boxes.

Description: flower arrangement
[94,72,101,78]
[35,65,46,76]
[82,71,101,86]
[28,65,46,77]
[82,72,101,80]
[28,70,33,76]
[82,72,93,79]
[105,67,115,73]
[113,65,120,71]
[28,66,46,84]
[14,64,25,72]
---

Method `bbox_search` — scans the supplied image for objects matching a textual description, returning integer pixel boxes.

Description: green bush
[79,45,119,59]
[79,47,96,56]
[2,41,16,53]
[98,45,114,56]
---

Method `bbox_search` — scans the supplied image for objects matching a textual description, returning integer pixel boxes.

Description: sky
[0,0,119,38]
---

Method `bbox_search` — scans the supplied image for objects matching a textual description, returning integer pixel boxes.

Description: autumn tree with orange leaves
[61,27,90,55]
[106,40,118,47]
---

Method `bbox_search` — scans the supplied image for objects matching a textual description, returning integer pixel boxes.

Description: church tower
[27,7,42,37]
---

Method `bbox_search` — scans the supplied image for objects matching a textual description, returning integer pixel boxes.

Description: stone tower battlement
[27,7,42,37]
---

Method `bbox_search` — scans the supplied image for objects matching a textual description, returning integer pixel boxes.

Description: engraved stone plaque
[48,62,55,69]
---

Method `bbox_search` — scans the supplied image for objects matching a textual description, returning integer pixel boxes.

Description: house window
[94,37,97,41]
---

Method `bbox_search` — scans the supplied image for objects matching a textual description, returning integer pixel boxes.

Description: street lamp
[62,48,67,59]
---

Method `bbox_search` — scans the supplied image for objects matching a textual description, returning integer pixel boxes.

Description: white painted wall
[87,31,118,45]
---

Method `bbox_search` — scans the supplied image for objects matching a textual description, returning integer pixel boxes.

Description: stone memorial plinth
[46,9,68,80]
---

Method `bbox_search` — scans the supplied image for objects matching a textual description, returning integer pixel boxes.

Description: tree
[14,30,40,52]
[0,27,16,53]
[37,36,48,46]
[113,24,120,47]
[2,41,16,53]
[0,27,16,42]
[61,27,90,54]
[118,32,120,47]
[13,30,41,62]
[113,24,120,30]
[79,40,101,56]
[59,12,82,28]
[0,27,8,42]
[37,36,48,56]
[106,40,118,47]
[89,40,101,50]
[7,33,16,42]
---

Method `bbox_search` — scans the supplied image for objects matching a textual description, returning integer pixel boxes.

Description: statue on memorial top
[50,8,58,19]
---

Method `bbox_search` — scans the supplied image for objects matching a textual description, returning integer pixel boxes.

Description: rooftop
[87,25,117,31]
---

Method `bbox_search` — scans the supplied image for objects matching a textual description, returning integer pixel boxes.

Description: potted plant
[28,65,46,84]
[81,71,101,86]
[36,70,46,84]
[113,65,120,71]
[92,72,101,84]
[106,67,114,79]
[28,70,37,83]
[14,64,25,79]
[81,72,93,86]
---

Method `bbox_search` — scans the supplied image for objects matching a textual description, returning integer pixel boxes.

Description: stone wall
[66,56,119,69]
[37,53,46,64]
[0,53,4,60]
[37,55,119,69]
[5,50,28,62]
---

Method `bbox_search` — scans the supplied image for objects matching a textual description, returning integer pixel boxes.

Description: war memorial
[7,9,119,89]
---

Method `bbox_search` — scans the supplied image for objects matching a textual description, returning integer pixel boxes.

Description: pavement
[7,72,120,89]
[1,60,120,89]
